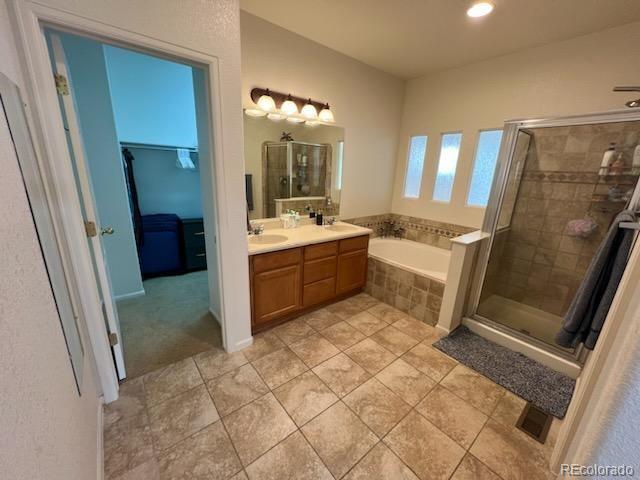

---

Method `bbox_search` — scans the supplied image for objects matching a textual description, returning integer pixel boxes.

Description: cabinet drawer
[185,247,207,270]
[305,241,338,260]
[303,277,336,308]
[303,256,337,285]
[253,248,302,273]
[339,235,369,253]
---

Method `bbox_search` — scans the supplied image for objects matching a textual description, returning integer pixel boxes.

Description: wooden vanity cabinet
[250,234,369,332]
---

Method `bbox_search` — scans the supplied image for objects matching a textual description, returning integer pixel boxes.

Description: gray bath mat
[433,326,575,418]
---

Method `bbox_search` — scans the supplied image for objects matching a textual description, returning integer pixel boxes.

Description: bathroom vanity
[248,223,371,332]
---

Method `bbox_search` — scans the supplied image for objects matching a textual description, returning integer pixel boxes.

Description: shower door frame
[467,108,640,364]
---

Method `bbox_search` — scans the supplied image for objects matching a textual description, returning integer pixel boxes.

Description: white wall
[240,11,405,219]
[392,21,640,228]
[0,3,101,479]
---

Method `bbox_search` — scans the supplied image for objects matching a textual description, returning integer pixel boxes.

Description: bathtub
[368,237,450,283]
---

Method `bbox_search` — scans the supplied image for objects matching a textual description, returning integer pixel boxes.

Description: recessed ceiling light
[467,1,494,17]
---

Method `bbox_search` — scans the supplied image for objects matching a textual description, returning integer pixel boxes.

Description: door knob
[100,227,115,236]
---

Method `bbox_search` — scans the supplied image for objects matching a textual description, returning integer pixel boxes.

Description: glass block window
[403,135,428,198]
[467,130,503,207]
[432,132,462,202]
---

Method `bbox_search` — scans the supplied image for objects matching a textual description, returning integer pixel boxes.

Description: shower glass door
[474,117,640,356]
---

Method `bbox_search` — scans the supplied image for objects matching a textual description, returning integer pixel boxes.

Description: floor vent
[516,403,553,443]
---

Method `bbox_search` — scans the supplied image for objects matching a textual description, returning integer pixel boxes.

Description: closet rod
[120,142,198,153]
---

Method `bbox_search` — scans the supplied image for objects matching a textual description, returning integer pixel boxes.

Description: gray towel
[556,210,636,350]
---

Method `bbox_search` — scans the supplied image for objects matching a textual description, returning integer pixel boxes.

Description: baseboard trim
[234,336,253,351]
[97,396,104,480]
[114,289,145,302]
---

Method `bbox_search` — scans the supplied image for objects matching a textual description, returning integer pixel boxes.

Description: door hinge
[108,332,119,347]
[54,74,69,96]
[84,220,97,238]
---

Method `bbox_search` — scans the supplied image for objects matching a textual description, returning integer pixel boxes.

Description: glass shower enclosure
[469,111,640,363]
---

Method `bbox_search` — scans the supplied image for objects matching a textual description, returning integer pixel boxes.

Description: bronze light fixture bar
[250,87,327,114]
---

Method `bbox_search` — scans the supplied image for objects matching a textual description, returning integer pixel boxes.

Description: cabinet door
[252,263,301,326]
[336,249,368,294]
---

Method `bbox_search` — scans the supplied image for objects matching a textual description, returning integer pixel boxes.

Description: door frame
[9,1,251,402]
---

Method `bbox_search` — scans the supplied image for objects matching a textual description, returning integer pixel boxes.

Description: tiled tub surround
[103,293,561,480]
[345,213,475,250]
[481,121,640,319]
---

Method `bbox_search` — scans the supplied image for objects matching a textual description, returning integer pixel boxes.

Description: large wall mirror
[244,115,345,220]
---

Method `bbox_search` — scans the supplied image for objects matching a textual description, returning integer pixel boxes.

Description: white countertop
[247,222,373,255]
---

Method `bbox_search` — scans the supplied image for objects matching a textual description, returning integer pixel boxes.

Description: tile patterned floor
[104,294,561,480]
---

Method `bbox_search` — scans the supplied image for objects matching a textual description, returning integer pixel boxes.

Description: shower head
[613,86,640,107]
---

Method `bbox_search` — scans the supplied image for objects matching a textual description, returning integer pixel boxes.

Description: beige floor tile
[391,317,436,341]
[320,321,366,350]
[207,364,269,416]
[347,293,381,311]
[368,303,409,324]
[241,331,285,362]
[301,402,378,479]
[273,318,316,344]
[104,377,146,427]
[415,385,487,449]
[440,365,505,415]
[346,311,389,336]
[491,391,527,428]
[273,371,339,426]
[450,454,501,480]
[343,443,419,480]
[470,419,552,480]
[302,307,343,331]
[245,431,333,480]
[384,411,465,480]
[251,347,308,389]
[194,348,248,381]
[375,358,436,406]
[345,338,397,375]
[104,412,154,479]
[230,471,248,480]
[343,378,411,437]
[371,325,419,355]
[148,385,219,451]
[326,298,364,319]
[158,422,242,480]
[111,458,160,480]
[401,343,457,382]
[546,417,563,450]
[313,353,370,397]
[143,357,203,407]
[290,333,340,367]
[222,393,297,466]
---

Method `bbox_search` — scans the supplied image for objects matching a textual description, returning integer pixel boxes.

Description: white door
[49,33,127,380]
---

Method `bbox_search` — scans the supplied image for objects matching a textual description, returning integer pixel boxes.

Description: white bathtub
[368,237,450,283]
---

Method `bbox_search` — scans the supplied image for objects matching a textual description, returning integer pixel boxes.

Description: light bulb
[256,89,276,112]
[467,1,494,17]
[281,94,298,115]
[301,99,318,119]
[244,108,267,117]
[318,104,335,123]
[267,112,286,121]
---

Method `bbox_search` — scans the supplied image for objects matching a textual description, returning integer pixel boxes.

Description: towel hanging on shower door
[556,209,636,350]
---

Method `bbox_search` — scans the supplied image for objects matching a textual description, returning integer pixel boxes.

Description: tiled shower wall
[344,213,475,250]
[482,121,640,316]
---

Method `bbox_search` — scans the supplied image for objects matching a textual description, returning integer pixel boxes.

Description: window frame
[402,134,429,199]
[431,130,463,204]
[465,128,504,208]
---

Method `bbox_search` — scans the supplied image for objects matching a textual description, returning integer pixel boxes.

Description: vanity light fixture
[267,112,286,121]
[467,1,494,17]
[256,88,277,112]
[301,98,319,120]
[244,108,267,117]
[319,103,335,123]
[286,116,305,124]
[281,94,299,116]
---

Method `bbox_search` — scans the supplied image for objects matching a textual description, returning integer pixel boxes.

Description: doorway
[45,29,223,379]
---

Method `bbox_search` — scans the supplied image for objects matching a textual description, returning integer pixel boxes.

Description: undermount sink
[248,234,289,245]
[325,224,357,232]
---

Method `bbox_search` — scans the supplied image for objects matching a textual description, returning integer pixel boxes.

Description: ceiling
[241,0,640,79]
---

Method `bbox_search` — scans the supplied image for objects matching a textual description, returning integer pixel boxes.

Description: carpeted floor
[434,326,575,418]
[117,270,222,379]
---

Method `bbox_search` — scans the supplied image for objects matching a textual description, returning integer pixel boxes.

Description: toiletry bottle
[316,210,323,226]
[309,207,316,218]
[599,143,616,175]
[633,144,640,175]
[610,153,625,175]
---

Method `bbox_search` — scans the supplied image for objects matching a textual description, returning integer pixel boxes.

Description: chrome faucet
[249,222,264,235]
[325,216,337,226]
